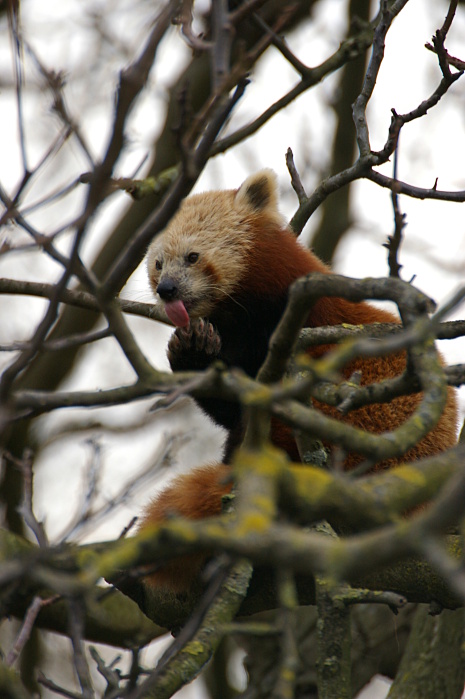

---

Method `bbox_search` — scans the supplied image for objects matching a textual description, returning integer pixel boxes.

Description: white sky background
[0,0,465,697]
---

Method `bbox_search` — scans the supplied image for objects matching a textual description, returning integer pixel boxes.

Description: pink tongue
[164,299,190,327]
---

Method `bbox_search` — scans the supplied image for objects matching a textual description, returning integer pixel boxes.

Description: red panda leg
[138,464,232,593]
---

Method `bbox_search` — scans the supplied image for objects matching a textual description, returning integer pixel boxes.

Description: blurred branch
[7,449,48,548]
[0,226,86,407]
[126,560,253,699]
[291,0,465,237]
[211,9,376,158]
[281,445,465,530]
[316,575,351,699]
[25,43,94,167]
[78,166,180,202]
[67,597,93,697]
[64,446,465,613]
[271,568,300,699]
[2,515,464,639]
[2,439,465,642]
[5,596,56,668]
[92,1,180,187]
[0,276,168,319]
[386,605,465,699]
[0,528,163,647]
[0,658,32,699]
[311,0,371,263]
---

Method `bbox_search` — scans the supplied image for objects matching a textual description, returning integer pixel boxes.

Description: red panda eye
[187,252,199,264]
[155,260,162,271]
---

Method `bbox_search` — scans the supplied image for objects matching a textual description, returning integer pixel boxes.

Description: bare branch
[383,136,406,278]
[13,449,48,548]
[67,598,94,698]
[6,595,58,667]
[285,147,307,207]
[174,0,212,51]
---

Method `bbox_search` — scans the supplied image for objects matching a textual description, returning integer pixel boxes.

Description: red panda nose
[157,278,179,301]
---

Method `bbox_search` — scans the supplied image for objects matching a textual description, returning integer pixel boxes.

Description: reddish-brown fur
[139,465,232,593]
[141,171,457,592]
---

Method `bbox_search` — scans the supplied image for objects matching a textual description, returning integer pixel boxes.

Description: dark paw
[168,319,221,371]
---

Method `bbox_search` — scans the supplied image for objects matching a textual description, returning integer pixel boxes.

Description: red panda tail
[139,464,232,593]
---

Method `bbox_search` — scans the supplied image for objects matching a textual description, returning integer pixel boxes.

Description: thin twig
[67,597,94,698]
[6,595,58,667]
[8,4,28,172]
[38,673,86,699]
[285,147,307,205]
[89,647,122,694]
[13,448,48,548]
[25,42,94,166]
[383,131,406,278]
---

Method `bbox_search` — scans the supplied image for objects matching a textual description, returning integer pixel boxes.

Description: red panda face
[147,190,251,325]
[146,170,285,326]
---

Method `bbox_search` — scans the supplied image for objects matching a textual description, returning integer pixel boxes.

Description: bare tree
[1,1,465,697]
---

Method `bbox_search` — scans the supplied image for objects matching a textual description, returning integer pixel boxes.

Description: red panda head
[147,170,287,326]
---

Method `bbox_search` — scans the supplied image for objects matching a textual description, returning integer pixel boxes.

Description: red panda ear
[235,169,279,214]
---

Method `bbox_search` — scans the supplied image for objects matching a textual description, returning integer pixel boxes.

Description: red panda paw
[168,319,222,372]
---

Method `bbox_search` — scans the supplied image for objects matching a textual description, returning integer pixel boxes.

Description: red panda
[140,170,457,593]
